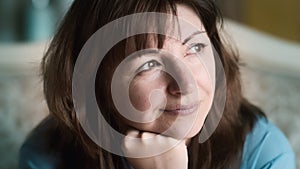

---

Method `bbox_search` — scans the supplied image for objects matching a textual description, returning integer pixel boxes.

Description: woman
[19,0,295,168]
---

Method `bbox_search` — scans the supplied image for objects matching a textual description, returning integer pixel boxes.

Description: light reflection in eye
[186,43,207,55]
[137,60,162,73]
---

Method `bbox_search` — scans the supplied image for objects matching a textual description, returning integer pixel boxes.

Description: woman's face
[112,4,215,139]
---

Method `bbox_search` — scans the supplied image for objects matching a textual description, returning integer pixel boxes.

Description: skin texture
[120,4,215,169]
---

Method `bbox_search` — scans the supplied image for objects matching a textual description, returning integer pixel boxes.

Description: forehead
[162,4,207,44]
[175,4,206,34]
[123,4,207,53]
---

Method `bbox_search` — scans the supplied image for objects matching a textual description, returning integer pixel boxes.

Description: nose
[165,58,195,96]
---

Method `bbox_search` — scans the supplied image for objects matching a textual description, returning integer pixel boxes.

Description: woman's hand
[122,129,188,169]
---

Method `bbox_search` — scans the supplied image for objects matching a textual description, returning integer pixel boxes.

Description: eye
[186,43,207,55]
[137,60,162,73]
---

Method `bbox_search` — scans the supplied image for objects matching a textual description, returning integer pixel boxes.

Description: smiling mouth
[161,103,199,116]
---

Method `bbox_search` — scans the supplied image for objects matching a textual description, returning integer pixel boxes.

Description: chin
[160,122,203,140]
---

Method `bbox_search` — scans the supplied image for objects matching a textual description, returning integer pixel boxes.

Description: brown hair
[41,0,265,168]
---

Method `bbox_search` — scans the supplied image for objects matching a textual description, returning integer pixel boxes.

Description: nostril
[167,77,194,96]
[167,81,181,96]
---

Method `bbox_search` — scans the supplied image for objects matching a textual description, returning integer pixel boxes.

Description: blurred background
[0,0,299,169]
[0,0,73,42]
[217,0,300,43]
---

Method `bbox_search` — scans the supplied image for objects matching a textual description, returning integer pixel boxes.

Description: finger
[140,131,156,139]
[125,128,140,138]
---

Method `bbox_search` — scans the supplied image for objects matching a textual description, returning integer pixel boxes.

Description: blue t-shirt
[19,117,296,169]
[240,117,296,169]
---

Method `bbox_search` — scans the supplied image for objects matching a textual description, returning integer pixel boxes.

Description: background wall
[217,0,300,43]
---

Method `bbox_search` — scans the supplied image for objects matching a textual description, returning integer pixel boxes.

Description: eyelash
[186,43,207,55]
[137,60,162,74]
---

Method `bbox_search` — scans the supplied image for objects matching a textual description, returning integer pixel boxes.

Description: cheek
[190,62,214,97]
[129,83,151,111]
[188,49,215,97]
[186,63,214,137]
[129,78,165,112]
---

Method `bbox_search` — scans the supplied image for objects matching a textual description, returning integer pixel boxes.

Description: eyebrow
[125,49,160,62]
[182,31,206,45]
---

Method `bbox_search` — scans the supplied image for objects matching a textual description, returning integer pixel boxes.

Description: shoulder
[19,116,85,169]
[241,117,296,169]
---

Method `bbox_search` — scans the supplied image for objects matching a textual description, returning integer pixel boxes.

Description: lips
[161,103,199,116]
